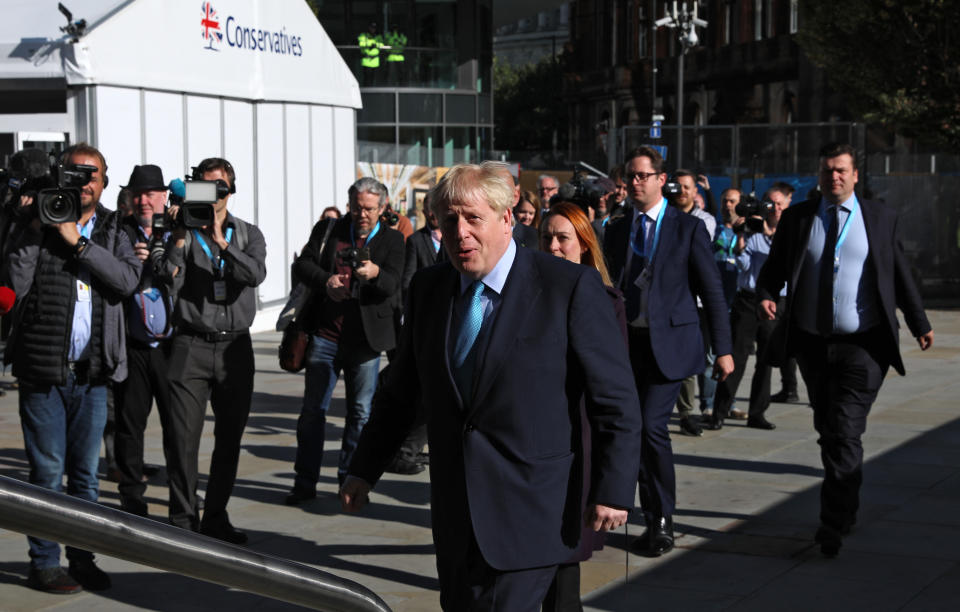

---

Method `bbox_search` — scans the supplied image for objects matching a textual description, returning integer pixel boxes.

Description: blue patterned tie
[624,215,647,321]
[453,280,485,402]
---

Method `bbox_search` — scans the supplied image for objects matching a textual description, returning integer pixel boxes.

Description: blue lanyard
[76,214,96,239]
[630,199,666,260]
[351,221,380,246]
[192,226,234,271]
[827,198,858,272]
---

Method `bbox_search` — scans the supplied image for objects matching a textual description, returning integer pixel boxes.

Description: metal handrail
[0,475,390,612]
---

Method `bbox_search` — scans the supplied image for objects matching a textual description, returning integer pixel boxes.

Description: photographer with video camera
[705,182,793,432]
[112,165,176,518]
[284,177,404,505]
[152,158,266,544]
[3,143,141,594]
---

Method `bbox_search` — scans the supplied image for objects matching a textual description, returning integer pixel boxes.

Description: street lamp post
[655,1,707,168]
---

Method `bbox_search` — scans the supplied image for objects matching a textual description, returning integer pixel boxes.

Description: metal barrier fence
[0,475,391,612]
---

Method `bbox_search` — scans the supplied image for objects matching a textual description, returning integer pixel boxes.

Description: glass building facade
[313,0,494,166]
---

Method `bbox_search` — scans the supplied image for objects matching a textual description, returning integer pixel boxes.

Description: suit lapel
[433,266,466,409]
[467,248,541,419]
[789,203,818,290]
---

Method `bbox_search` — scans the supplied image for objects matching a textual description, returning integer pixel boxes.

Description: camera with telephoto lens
[734,194,775,234]
[35,163,97,225]
[337,246,371,269]
[153,180,218,231]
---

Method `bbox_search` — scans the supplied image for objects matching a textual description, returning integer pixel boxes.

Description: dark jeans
[794,328,888,534]
[115,343,174,509]
[294,335,380,490]
[19,374,107,569]
[166,333,254,530]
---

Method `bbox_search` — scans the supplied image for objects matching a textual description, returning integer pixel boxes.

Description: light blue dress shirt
[796,194,881,334]
[448,238,517,361]
[69,214,96,362]
[736,231,785,296]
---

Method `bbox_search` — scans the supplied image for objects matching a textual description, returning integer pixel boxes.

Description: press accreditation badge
[77,280,91,302]
[213,280,227,302]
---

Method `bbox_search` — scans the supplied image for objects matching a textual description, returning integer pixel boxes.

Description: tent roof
[0,0,361,108]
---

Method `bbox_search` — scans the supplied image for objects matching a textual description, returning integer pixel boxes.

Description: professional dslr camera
[734,194,774,234]
[153,179,218,231]
[337,246,371,269]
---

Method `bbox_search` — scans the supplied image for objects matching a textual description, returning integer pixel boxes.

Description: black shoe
[703,416,724,431]
[770,389,800,403]
[815,526,842,558]
[67,558,111,591]
[284,487,316,506]
[648,517,675,556]
[416,452,430,465]
[27,566,82,594]
[120,498,149,517]
[679,417,703,437]
[200,520,248,545]
[385,458,426,475]
[747,416,776,430]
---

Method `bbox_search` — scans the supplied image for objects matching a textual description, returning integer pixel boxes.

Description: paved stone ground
[0,310,958,611]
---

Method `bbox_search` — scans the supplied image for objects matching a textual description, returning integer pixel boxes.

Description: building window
[789,0,799,33]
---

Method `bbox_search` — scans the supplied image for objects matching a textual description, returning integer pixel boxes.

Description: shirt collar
[822,192,858,214]
[632,197,665,225]
[459,237,516,296]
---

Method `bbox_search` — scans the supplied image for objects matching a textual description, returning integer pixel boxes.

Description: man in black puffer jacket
[4,143,141,595]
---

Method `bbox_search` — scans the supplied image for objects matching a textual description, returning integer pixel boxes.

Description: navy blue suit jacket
[349,246,642,571]
[603,203,732,380]
[756,197,931,375]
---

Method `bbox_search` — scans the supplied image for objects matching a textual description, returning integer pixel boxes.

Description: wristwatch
[74,236,89,256]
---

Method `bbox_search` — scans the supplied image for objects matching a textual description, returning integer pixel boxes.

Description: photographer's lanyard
[192,227,235,274]
[825,198,858,277]
[351,220,380,246]
[629,198,666,261]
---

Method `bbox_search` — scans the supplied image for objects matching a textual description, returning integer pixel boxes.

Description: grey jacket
[4,203,141,384]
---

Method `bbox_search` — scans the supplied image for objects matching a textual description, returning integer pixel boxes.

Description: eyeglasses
[351,205,381,216]
[627,171,661,183]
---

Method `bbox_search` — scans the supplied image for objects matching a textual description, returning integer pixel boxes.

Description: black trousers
[115,343,174,507]
[166,333,254,530]
[713,291,779,420]
[794,328,888,534]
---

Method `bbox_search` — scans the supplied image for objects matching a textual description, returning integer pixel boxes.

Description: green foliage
[797,0,960,151]
[493,57,568,153]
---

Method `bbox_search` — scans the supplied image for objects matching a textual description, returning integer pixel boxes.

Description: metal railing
[0,475,390,612]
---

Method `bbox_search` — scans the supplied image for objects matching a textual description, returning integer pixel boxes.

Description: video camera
[1,149,97,225]
[555,172,606,213]
[337,246,371,269]
[381,209,399,226]
[153,179,218,231]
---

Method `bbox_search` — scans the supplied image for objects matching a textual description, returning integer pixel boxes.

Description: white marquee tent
[0,0,361,327]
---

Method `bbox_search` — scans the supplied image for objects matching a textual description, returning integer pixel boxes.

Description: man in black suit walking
[757,142,934,557]
[341,161,642,610]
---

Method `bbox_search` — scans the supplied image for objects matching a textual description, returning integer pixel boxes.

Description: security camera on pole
[655,1,707,169]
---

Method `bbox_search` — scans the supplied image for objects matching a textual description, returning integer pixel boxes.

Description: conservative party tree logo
[200,1,223,51]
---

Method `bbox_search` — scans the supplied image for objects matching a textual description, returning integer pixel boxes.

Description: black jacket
[294,216,404,353]
[756,197,931,375]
